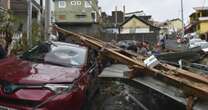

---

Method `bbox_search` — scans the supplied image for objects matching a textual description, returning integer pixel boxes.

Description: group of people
[136,41,163,56]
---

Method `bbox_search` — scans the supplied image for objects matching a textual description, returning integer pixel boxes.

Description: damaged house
[102,10,160,44]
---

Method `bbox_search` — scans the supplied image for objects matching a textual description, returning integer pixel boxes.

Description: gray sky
[98,0,208,23]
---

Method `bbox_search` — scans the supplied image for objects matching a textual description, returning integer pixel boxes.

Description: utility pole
[123,5,125,22]
[40,0,43,13]
[27,0,32,47]
[115,6,118,41]
[44,0,51,40]
[181,0,185,37]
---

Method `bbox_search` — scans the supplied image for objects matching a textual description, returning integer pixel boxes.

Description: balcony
[199,17,208,21]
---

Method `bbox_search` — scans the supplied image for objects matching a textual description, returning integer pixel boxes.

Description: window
[76,14,86,22]
[70,1,82,6]
[71,1,76,6]
[129,28,136,33]
[91,12,97,22]
[77,1,82,5]
[58,0,66,8]
[85,1,92,8]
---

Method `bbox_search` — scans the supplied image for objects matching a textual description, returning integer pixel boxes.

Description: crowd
[136,41,162,57]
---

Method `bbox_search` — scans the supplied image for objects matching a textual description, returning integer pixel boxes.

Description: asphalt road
[165,39,188,52]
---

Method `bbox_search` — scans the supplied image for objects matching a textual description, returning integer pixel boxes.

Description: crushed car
[0,41,99,110]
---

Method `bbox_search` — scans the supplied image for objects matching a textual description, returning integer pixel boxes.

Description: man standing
[159,33,166,50]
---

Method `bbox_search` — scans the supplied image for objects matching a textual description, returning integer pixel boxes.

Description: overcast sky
[98,0,208,23]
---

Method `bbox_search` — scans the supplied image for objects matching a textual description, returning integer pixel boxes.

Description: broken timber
[54,26,208,100]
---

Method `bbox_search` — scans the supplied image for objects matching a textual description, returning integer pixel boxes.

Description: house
[156,18,183,36]
[167,18,183,33]
[186,7,208,38]
[120,15,160,34]
[117,15,160,44]
[101,10,160,43]
[0,0,42,32]
[102,11,124,34]
[53,0,100,36]
[103,10,153,34]
[54,0,99,24]
[109,11,125,25]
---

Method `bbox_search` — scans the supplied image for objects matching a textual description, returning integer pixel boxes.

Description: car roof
[190,38,202,41]
[190,39,203,43]
[50,41,87,50]
[194,41,207,43]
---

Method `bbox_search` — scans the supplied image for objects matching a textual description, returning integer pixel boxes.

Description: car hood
[0,57,81,84]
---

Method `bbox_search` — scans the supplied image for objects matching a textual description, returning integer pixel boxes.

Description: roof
[189,12,196,17]
[193,7,208,11]
[125,10,147,17]
[125,10,144,15]
[170,18,182,22]
[120,15,160,29]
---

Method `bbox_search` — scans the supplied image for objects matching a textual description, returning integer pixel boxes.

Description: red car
[0,41,98,110]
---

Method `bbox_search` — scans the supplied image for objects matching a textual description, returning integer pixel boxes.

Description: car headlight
[44,84,73,94]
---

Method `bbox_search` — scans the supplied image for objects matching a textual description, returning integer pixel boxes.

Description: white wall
[120,28,150,34]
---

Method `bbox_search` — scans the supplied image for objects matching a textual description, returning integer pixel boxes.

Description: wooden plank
[54,26,208,99]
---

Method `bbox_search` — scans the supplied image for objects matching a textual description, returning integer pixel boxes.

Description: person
[0,42,6,59]
[152,44,161,56]
[159,33,166,50]
[161,38,165,49]
[137,42,142,54]
[137,42,148,56]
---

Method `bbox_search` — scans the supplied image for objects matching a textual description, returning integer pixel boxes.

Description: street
[0,0,208,110]
[165,39,188,52]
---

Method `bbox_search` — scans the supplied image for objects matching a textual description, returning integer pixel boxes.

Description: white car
[200,42,208,52]
[189,41,208,52]
[189,38,205,48]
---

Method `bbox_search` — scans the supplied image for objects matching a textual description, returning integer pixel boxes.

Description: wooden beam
[54,26,208,99]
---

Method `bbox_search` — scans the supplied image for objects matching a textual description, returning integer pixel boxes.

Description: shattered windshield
[22,42,87,67]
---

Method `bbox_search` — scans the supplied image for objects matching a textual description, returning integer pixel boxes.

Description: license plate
[0,106,16,110]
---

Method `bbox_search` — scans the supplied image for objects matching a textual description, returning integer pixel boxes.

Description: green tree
[0,10,17,52]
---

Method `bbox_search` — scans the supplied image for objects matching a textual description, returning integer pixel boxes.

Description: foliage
[32,20,43,46]
[0,9,44,55]
[0,10,18,52]
[11,21,44,55]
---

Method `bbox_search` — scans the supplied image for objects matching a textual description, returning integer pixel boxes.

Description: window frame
[58,0,67,8]
[91,11,97,22]
[85,1,92,8]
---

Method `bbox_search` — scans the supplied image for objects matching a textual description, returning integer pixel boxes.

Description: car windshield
[21,42,87,67]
